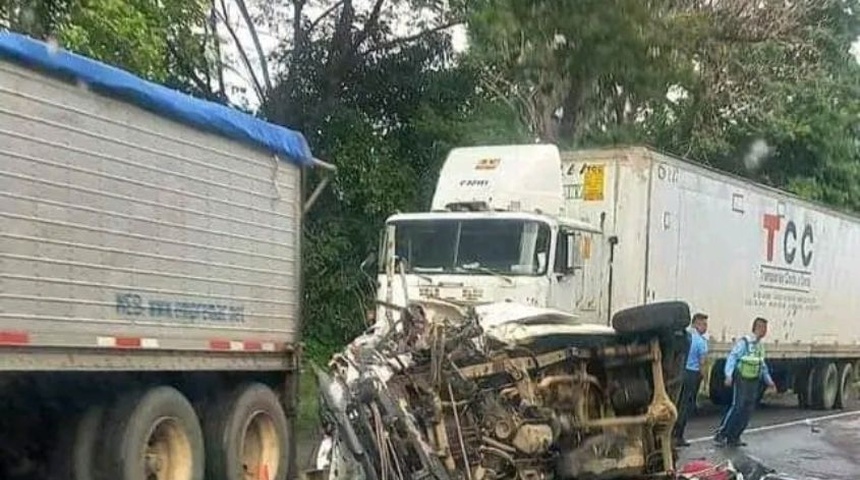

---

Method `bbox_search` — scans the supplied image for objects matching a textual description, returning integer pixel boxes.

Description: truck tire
[611,301,691,334]
[100,386,205,480]
[47,404,106,480]
[707,363,731,406]
[202,382,289,480]
[811,362,839,410]
[834,363,856,409]
[795,366,814,409]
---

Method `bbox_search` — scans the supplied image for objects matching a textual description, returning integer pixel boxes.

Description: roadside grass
[296,367,321,438]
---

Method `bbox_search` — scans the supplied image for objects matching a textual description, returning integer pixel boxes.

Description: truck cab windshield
[386,218,552,276]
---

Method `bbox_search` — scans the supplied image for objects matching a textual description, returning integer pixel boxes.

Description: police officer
[673,312,709,447]
[714,317,776,447]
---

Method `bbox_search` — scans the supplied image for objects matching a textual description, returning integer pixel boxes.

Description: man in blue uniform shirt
[673,312,709,447]
[714,317,776,447]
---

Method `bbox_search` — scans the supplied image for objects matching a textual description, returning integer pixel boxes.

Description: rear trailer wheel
[611,301,691,334]
[101,386,205,480]
[811,362,839,410]
[795,366,812,409]
[47,404,106,480]
[835,363,856,409]
[203,382,289,480]
[707,362,731,407]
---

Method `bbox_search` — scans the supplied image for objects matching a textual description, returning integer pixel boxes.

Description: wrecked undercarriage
[309,299,692,480]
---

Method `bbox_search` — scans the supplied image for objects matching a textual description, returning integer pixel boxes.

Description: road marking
[689,410,860,444]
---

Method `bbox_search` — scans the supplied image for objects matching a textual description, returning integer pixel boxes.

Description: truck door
[646,163,682,303]
[549,228,580,313]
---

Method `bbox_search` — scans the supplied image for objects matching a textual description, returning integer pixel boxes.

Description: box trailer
[0,32,330,480]
[561,146,860,410]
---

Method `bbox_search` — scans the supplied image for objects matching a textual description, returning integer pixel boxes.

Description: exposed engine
[312,299,689,480]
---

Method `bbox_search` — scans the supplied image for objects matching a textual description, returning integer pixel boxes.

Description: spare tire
[611,301,691,334]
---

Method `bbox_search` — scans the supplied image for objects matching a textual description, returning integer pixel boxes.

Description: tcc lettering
[762,213,813,267]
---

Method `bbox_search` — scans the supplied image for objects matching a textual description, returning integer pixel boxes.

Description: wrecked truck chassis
[307,300,692,480]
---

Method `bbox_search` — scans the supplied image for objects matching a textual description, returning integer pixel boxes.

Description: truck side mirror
[565,234,577,272]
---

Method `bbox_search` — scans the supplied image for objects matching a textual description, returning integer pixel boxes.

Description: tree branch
[208,0,227,98]
[352,0,386,50]
[166,40,219,101]
[360,20,463,56]
[216,0,265,102]
[234,0,272,92]
[308,0,344,35]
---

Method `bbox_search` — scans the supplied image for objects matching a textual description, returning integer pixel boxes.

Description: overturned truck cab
[305,299,692,480]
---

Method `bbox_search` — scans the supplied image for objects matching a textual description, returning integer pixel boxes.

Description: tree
[464,0,684,143]
[1,0,225,102]
[0,0,72,37]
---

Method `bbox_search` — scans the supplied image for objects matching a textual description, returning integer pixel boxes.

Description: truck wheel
[101,386,205,480]
[47,404,106,480]
[707,364,731,406]
[795,366,813,409]
[611,301,691,334]
[811,362,839,410]
[203,383,289,480]
[834,363,856,409]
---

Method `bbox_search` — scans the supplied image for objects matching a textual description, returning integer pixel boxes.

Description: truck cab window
[389,218,552,276]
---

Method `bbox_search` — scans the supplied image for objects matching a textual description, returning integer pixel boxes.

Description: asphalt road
[682,393,860,441]
[679,394,860,479]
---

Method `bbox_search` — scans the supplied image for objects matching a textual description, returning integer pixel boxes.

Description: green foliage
[0,0,72,36]
[464,0,684,142]
[2,0,222,101]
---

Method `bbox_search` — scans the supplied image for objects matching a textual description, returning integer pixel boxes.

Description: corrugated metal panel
[654,150,860,351]
[0,59,301,360]
[560,149,652,322]
[567,146,860,356]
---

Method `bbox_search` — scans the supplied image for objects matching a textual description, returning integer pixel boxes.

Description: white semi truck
[0,33,332,480]
[372,144,860,411]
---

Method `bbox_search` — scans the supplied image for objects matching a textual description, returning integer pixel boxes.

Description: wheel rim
[840,366,856,408]
[144,417,193,480]
[241,411,280,480]
[824,364,839,408]
[805,368,816,407]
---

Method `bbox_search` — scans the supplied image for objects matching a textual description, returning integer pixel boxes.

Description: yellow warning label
[475,157,501,170]
[582,164,605,201]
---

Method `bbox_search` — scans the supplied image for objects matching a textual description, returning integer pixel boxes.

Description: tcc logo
[762,213,814,268]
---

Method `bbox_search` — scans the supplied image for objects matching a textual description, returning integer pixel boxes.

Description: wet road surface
[683,394,860,440]
[679,395,860,479]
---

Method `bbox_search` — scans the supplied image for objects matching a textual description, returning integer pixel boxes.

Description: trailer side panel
[0,59,301,368]
[649,151,860,355]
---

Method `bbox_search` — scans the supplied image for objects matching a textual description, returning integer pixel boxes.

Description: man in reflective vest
[713,317,776,447]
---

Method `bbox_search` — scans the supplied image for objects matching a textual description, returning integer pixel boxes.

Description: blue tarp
[0,32,314,166]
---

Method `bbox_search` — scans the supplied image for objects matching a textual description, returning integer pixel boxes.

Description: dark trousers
[717,372,759,442]
[673,369,702,440]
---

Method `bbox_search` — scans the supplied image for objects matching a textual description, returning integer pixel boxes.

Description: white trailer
[0,33,330,479]
[561,146,860,410]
